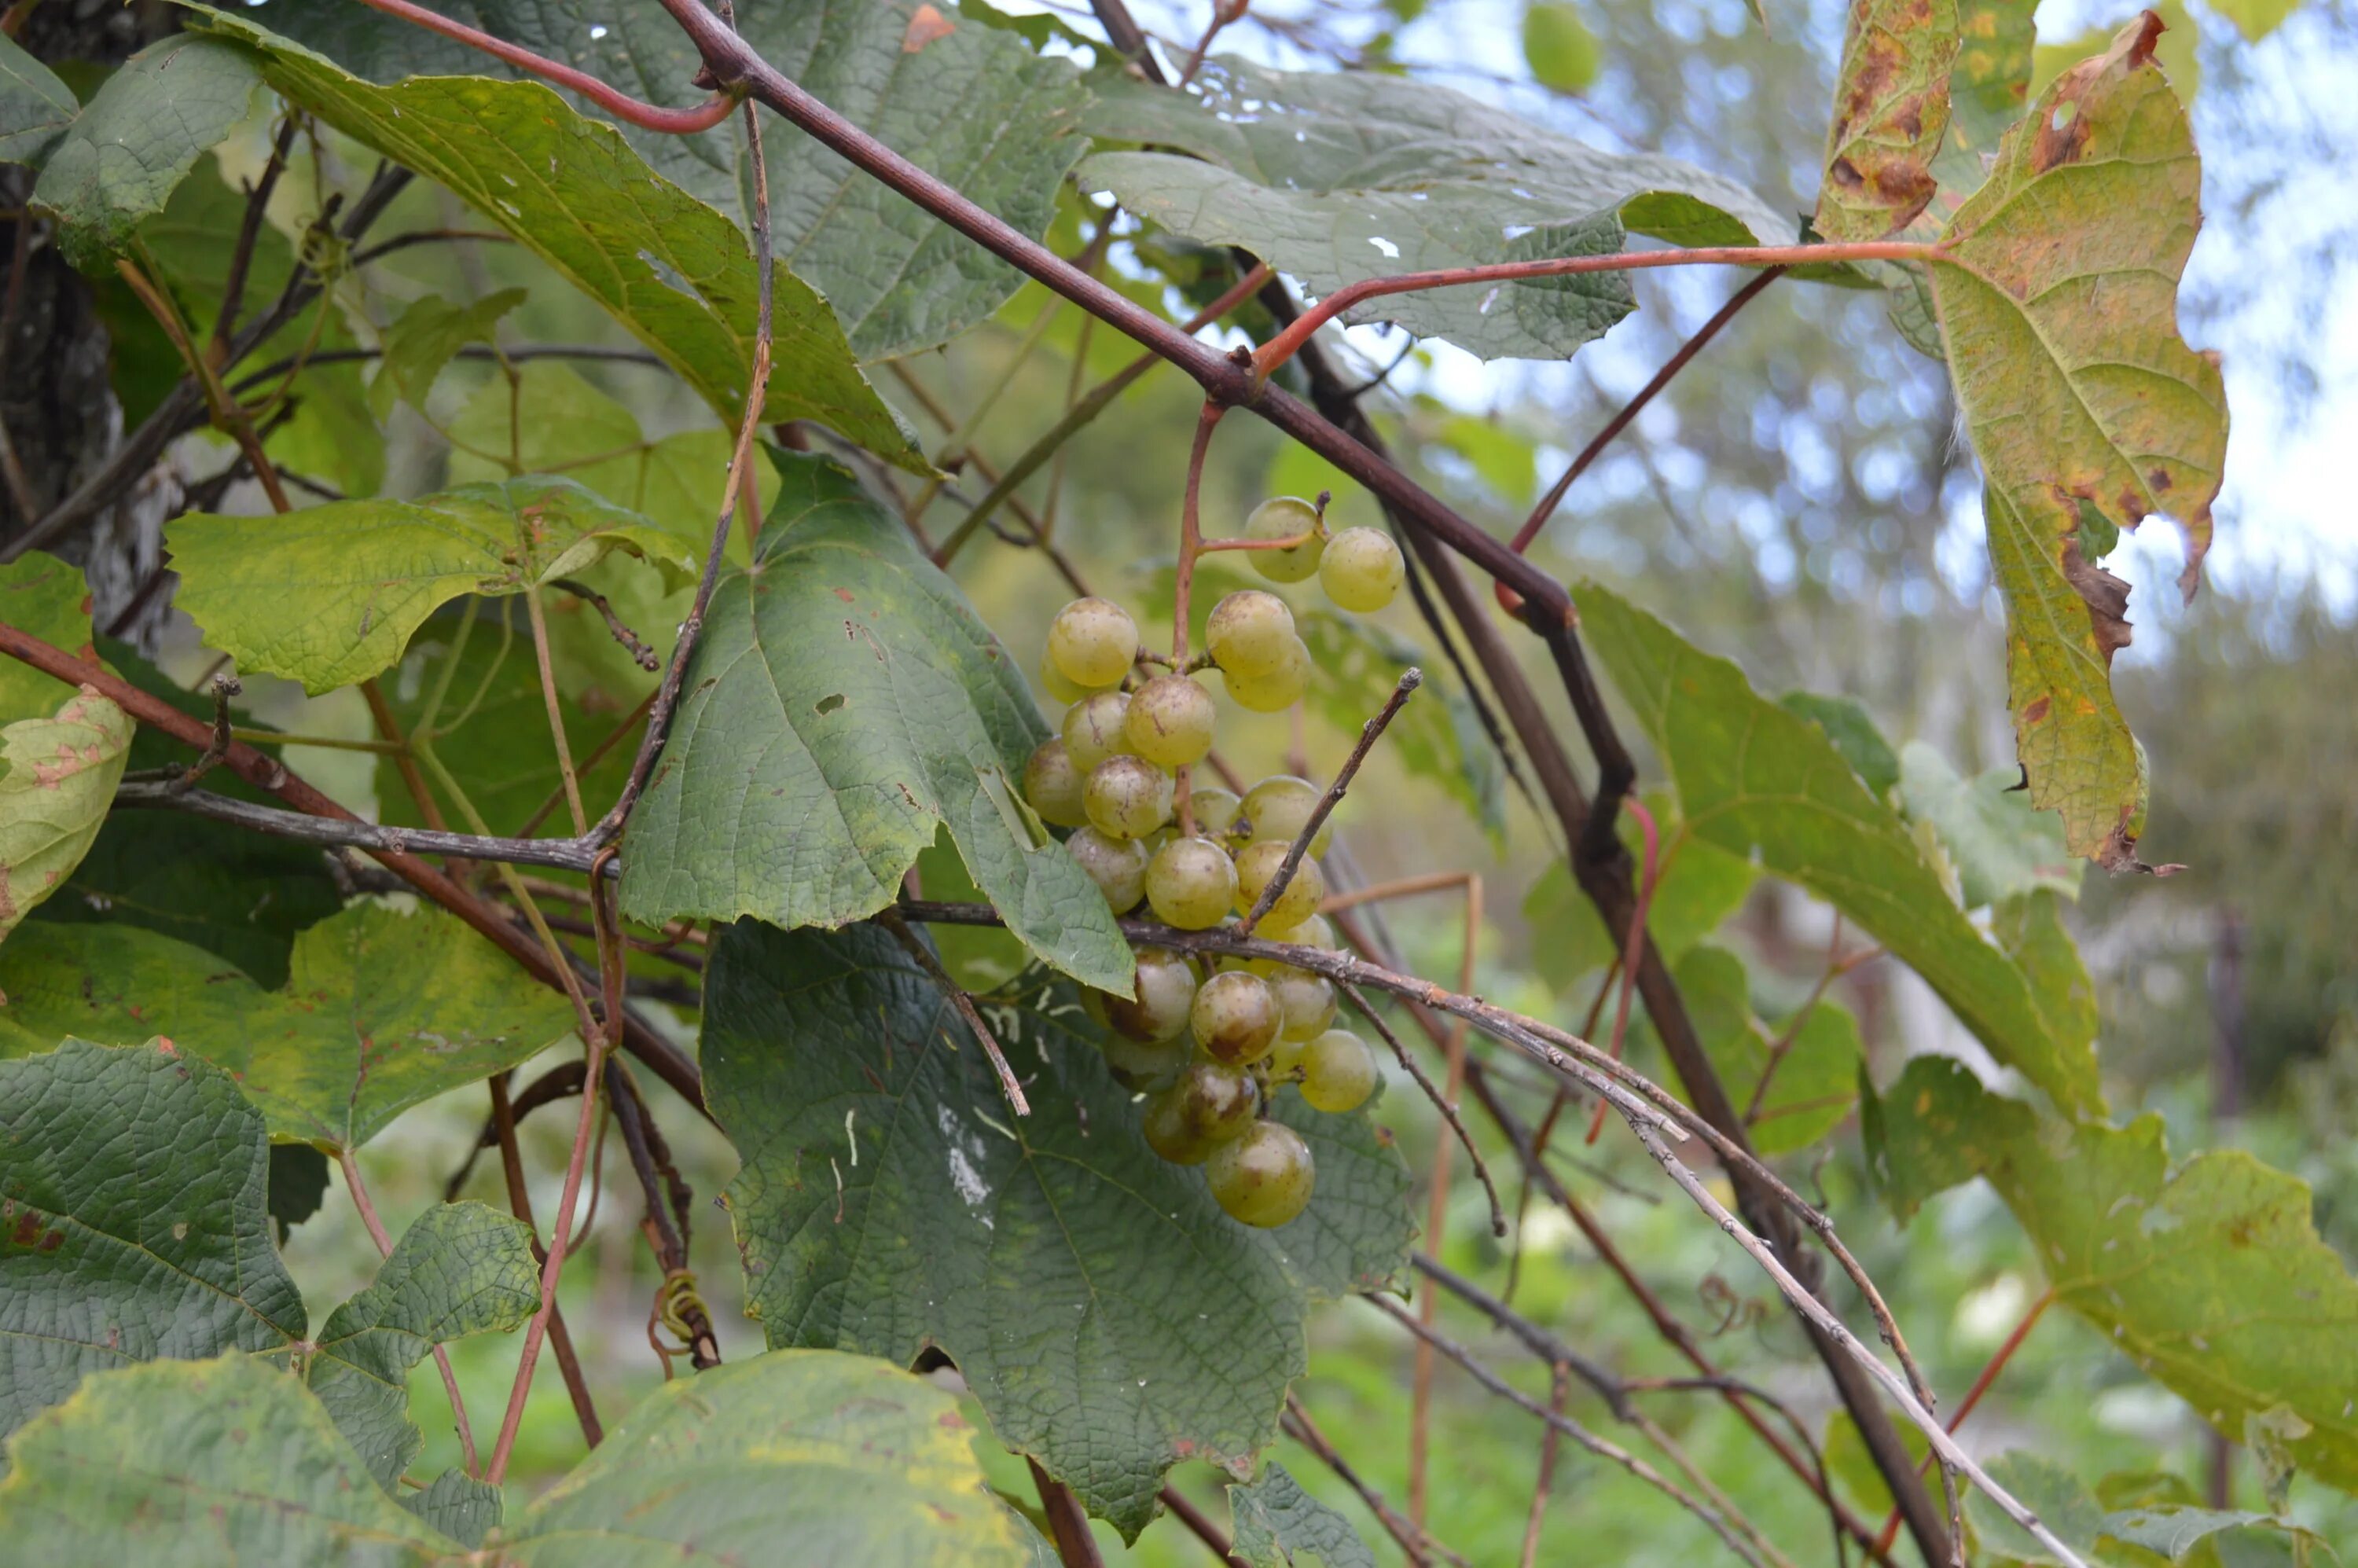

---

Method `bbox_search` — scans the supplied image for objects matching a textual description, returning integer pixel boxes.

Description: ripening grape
[1100,1030,1192,1093]
[1191,968,1282,1066]
[1022,739,1087,828]
[1038,655,1100,707]
[1190,784,1243,839]
[1233,839,1324,928]
[1066,825,1149,912]
[1251,959,1336,1041]
[1141,1089,1214,1165]
[1144,1062,1260,1163]
[1240,774,1331,855]
[1098,946,1199,1044]
[1243,495,1325,584]
[1317,527,1405,613]
[1062,691,1133,774]
[1206,1120,1316,1227]
[1046,597,1139,689]
[1123,674,1216,767]
[1299,1028,1379,1112]
[1144,835,1237,929]
[1220,634,1309,713]
[1205,590,1297,679]
[1085,755,1175,839]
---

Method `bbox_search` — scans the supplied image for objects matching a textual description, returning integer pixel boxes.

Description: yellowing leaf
[1926,16,2227,866]
[0,686,130,943]
[1816,0,1961,241]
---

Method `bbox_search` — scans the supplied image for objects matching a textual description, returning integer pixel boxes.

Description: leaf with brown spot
[1926,14,2226,863]
[1816,0,1961,241]
[0,685,129,947]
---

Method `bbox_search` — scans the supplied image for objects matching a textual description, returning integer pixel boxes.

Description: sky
[1009,0,2358,620]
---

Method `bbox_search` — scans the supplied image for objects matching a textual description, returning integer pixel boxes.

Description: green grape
[1205,589,1297,679]
[1240,774,1331,854]
[1266,1033,1310,1079]
[1172,1059,1261,1142]
[1123,673,1216,767]
[1256,911,1334,949]
[1098,946,1198,1044]
[1232,839,1324,928]
[1046,596,1139,689]
[1190,784,1243,839]
[1038,655,1102,707]
[1250,958,1336,1041]
[1206,1121,1316,1227]
[1219,633,1309,713]
[1100,1031,1191,1093]
[1084,755,1175,839]
[1243,495,1325,583]
[1141,1089,1214,1165]
[1191,968,1282,1066]
[1062,690,1133,774]
[1299,1028,1379,1112]
[1317,527,1405,612]
[1066,825,1149,912]
[1022,739,1087,828]
[1143,835,1238,929]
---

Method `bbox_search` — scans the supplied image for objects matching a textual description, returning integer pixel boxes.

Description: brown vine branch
[606,1060,722,1373]
[1157,1485,1249,1568]
[1030,1459,1107,1568]
[487,1071,604,1448]
[1236,668,1420,935]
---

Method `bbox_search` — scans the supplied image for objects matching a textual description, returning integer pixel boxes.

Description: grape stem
[1235,667,1422,936]
[1170,399,1228,837]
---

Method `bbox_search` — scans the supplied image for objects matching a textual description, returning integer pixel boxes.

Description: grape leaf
[170,476,700,695]
[29,35,263,270]
[252,0,1092,362]
[0,1354,450,1561]
[1778,691,1901,799]
[2102,1504,2332,1561]
[704,920,1414,1540]
[0,1039,305,1452]
[1816,0,1959,243]
[496,1349,1051,1566]
[1896,740,2077,909]
[1669,944,1861,1156]
[0,905,578,1152]
[403,1470,501,1549]
[1925,17,2226,866]
[0,35,76,167]
[1947,0,2039,159]
[1520,792,1758,984]
[0,555,93,722]
[0,684,130,944]
[305,1202,538,1489]
[178,6,927,470]
[1576,579,2101,1116]
[1227,1461,1376,1568]
[1078,57,1807,362]
[1865,1056,2358,1490]
[369,287,527,417]
[619,451,1131,993]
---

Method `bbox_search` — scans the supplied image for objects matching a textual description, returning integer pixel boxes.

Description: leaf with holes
[0,1039,306,1452]
[1866,1055,2358,1490]
[304,1202,538,1489]
[705,920,1414,1540]
[169,476,700,695]
[0,685,130,945]
[0,905,578,1152]
[619,450,1130,993]
[1816,0,1959,241]
[1079,57,1816,362]
[178,6,927,469]
[1925,17,2225,866]
[1577,579,2101,1117]
[30,35,263,270]
[1226,1462,1376,1568]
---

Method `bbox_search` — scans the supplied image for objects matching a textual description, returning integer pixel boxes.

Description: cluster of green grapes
[1020,498,1409,1229]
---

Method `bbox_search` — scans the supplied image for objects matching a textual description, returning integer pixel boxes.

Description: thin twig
[1520,1361,1572,1568]
[1157,1485,1248,1568]
[214,117,299,361]
[878,908,1030,1117]
[487,1072,604,1447]
[1872,1287,2054,1555]
[1283,1393,1462,1568]
[167,674,241,795]
[1236,670,1420,935]
[607,1059,722,1372]
[523,586,588,835]
[112,781,605,871]
[338,1147,480,1477]
[1336,982,1503,1237]
[549,578,659,671]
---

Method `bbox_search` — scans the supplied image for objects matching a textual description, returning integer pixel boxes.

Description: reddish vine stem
[1031,1460,1106,1568]
[1156,1485,1248,1567]
[338,1148,480,1477]
[1282,1394,1462,1568]
[1236,668,1421,936]
[488,1072,604,1447]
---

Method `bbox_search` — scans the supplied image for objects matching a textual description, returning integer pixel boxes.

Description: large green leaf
[619,451,1130,992]
[171,476,700,695]
[0,35,75,167]
[1577,579,2100,1116]
[178,6,927,469]
[1079,58,1806,362]
[255,0,1092,362]
[0,684,130,944]
[0,1040,305,1451]
[498,1349,1050,1566]
[1227,1462,1376,1568]
[1669,944,1861,1156]
[705,920,1414,1540]
[306,1202,538,1489]
[0,905,577,1151]
[1926,17,2226,866]
[1867,1056,2358,1490]
[30,35,263,269]
[0,1355,450,1562]
[1815,0,1959,242]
